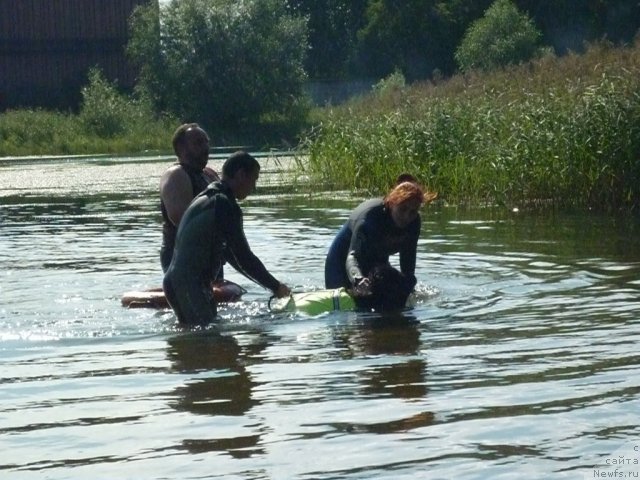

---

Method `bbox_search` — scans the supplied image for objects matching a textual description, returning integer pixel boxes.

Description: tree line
[125,0,640,143]
[289,0,640,80]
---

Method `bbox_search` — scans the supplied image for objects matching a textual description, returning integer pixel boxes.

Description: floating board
[121,280,247,309]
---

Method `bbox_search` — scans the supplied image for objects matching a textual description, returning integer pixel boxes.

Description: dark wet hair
[222,150,260,179]
[353,264,414,312]
[172,122,201,154]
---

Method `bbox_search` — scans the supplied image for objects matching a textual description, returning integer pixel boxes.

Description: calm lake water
[1,154,639,480]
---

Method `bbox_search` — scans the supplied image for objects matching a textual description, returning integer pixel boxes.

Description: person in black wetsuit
[159,123,220,273]
[324,174,437,296]
[163,151,291,326]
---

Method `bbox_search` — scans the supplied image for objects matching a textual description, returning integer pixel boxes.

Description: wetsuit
[160,163,211,273]
[163,181,280,326]
[324,198,419,290]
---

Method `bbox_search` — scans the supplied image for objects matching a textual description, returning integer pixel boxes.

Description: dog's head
[353,264,414,312]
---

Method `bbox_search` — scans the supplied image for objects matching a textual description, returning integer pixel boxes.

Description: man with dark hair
[159,123,220,272]
[163,151,291,326]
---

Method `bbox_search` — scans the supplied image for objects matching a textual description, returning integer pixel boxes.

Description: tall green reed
[301,40,640,211]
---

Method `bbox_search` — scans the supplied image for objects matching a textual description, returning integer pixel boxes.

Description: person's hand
[273,283,291,298]
[353,277,372,296]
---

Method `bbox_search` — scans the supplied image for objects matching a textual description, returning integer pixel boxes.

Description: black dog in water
[270,264,415,315]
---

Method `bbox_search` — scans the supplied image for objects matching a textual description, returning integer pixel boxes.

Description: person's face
[235,167,259,200]
[182,127,210,170]
[390,198,421,228]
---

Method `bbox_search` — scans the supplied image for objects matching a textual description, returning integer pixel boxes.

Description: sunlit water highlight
[1,155,639,479]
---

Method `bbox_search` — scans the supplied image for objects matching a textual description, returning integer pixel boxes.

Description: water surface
[1,155,639,479]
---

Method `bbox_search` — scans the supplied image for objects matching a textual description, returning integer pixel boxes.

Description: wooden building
[0,0,154,110]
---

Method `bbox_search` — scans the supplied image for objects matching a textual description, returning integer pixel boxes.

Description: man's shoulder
[160,164,190,188]
[162,163,188,177]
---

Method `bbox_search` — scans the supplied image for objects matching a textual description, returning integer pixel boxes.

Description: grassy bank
[0,107,308,158]
[0,69,178,157]
[0,69,307,157]
[300,40,640,211]
[4,41,640,212]
[0,108,177,157]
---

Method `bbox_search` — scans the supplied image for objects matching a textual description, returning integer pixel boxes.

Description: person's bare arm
[159,166,194,227]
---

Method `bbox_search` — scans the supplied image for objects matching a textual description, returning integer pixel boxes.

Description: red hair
[384,180,437,208]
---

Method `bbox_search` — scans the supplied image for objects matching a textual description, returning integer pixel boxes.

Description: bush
[373,69,406,95]
[79,68,126,137]
[0,69,176,156]
[455,0,546,73]
[128,0,310,140]
[79,68,147,138]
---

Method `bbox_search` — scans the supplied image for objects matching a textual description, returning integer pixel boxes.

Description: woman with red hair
[324,174,437,297]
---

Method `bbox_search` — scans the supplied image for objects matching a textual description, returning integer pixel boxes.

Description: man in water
[163,151,291,326]
[159,123,220,272]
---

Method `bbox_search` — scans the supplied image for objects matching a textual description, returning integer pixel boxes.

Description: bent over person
[163,151,290,326]
[324,174,437,296]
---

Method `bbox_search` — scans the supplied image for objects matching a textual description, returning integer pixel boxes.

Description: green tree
[127,0,308,136]
[355,0,492,80]
[515,0,640,54]
[286,0,368,79]
[79,67,156,138]
[455,0,545,73]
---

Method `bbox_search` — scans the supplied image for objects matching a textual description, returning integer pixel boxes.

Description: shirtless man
[159,123,219,272]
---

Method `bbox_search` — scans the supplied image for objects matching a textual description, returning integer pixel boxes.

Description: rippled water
[1,155,639,480]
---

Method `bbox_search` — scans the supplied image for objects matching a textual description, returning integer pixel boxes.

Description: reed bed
[300,40,640,211]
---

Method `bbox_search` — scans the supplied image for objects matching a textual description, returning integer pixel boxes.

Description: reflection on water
[166,332,266,458]
[1,156,640,479]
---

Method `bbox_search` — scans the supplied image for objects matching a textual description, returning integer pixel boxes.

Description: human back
[169,183,233,279]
